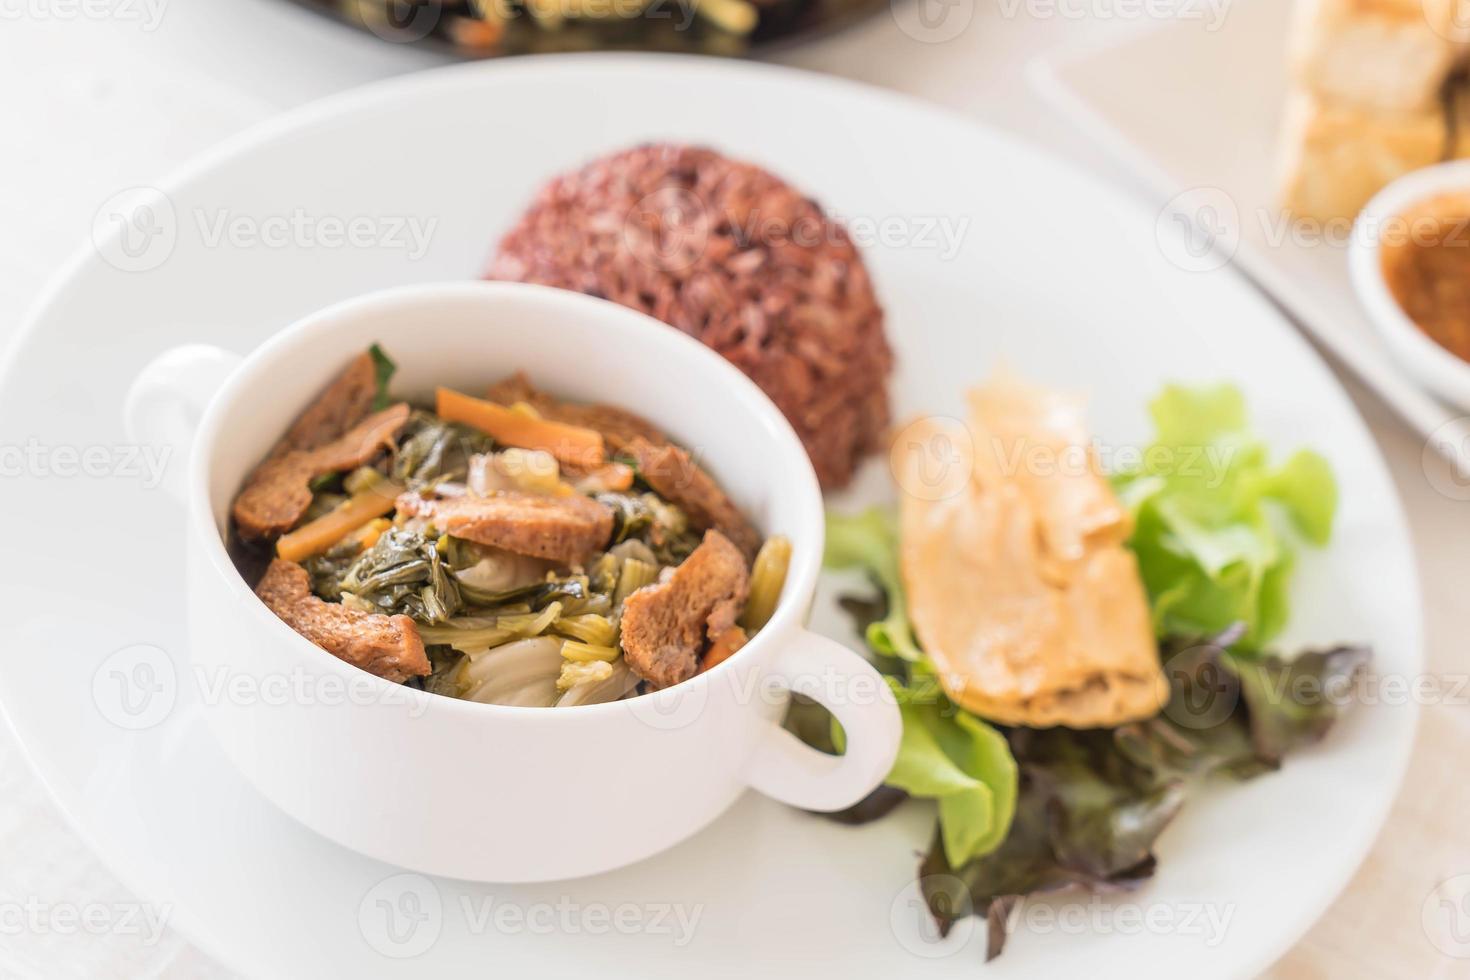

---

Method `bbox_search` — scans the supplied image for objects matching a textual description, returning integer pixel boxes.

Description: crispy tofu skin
[624,438,762,561]
[395,489,614,566]
[233,404,410,539]
[255,559,429,683]
[485,372,670,454]
[620,529,751,688]
[898,378,1167,729]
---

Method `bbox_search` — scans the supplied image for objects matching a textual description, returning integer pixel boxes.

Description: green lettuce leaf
[885,677,1019,866]
[802,510,1019,865]
[1113,384,1337,649]
[824,508,923,662]
[795,674,1019,868]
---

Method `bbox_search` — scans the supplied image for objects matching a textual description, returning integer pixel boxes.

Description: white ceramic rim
[185,279,827,720]
[1349,160,1470,411]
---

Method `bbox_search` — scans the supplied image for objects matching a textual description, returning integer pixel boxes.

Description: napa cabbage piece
[451,635,566,706]
[1112,385,1337,650]
[558,659,640,706]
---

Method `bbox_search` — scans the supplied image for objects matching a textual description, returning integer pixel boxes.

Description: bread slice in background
[1278,88,1450,222]
[1291,0,1461,112]
[1451,76,1470,156]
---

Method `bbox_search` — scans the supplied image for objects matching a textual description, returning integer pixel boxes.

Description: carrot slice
[276,482,402,562]
[436,387,605,469]
[700,626,748,673]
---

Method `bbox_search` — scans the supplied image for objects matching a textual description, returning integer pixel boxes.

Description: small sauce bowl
[1350,160,1470,412]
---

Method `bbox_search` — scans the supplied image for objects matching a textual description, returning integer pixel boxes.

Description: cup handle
[744,630,902,812]
[124,344,243,503]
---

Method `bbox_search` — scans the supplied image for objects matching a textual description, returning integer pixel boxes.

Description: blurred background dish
[1350,161,1470,413]
[282,0,891,57]
[1032,0,1470,472]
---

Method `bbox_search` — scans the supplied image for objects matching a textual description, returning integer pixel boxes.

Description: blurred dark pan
[282,0,891,58]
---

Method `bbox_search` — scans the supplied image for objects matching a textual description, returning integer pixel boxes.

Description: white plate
[0,54,1420,979]
[1030,0,1470,464]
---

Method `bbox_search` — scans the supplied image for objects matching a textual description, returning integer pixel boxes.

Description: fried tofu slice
[620,529,751,688]
[1290,0,1461,112]
[624,438,762,561]
[1277,88,1449,223]
[485,372,670,454]
[255,559,429,683]
[233,404,410,539]
[395,489,614,566]
[274,350,382,456]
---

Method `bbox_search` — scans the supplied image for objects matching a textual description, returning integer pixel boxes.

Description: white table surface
[2,3,1466,977]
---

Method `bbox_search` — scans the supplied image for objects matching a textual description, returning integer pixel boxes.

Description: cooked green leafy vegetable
[598,492,655,544]
[595,492,700,564]
[391,411,495,489]
[918,631,1368,960]
[303,539,361,601]
[307,472,342,493]
[336,527,463,623]
[368,343,396,412]
[1112,384,1337,649]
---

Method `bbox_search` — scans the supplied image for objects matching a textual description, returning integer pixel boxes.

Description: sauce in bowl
[1380,192,1470,362]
